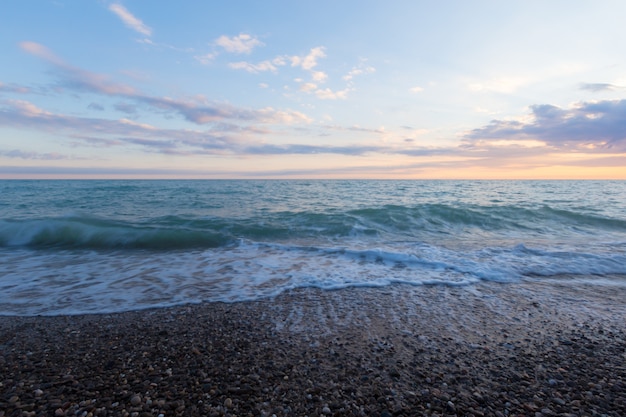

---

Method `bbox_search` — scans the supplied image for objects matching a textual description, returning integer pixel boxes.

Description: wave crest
[0,217,230,250]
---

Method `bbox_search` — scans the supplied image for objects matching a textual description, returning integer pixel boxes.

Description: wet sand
[1,279,625,416]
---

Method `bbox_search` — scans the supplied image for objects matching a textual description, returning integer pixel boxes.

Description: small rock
[34,389,44,397]
[130,394,142,406]
[54,409,65,417]
[446,401,456,413]
[224,398,233,408]
[322,405,331,415]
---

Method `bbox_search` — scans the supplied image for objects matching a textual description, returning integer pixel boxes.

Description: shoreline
[1,280,625,416]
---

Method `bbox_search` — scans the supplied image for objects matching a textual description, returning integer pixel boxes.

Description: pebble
[1,286,625,417]
[130,394,142,406]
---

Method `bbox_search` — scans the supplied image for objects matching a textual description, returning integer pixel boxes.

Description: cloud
[0,99,316,158]
[19,42,311,126]
[0,99,241,154]
[311,71,328,83]
[0,82,30,94]
[229,60,280,73]
[88,102,105,111]
[579,83,621,92]
[242,143,383,156]
[0,98,428,158]
[343,66,375,81]
[467,76,528,94]
[227,46,337,99]
[409,86,424,93]
[14,94,615,174]
[315,88,350,100]
[232,47,327,75]
[0,149,71,160]
[299,83,317,92]
[19,41,66,66]
[20,41,138,95]
[291,47,325,71]
[0,165,235,177]
[466,99,626,151]
[114,102,138,114]
[70,135,123,147]
[139,95,311,125]
[323,125,386,134]
[215,33,263,54]
[5,99,52,117]
[194,53,217,65]
[108,3,152,36]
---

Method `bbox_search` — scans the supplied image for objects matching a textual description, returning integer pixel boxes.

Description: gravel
[1,280,625,416]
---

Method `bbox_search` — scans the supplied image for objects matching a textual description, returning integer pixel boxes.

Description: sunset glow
[1,1,626,179]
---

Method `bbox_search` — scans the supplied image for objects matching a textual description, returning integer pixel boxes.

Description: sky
[1,1,626,179]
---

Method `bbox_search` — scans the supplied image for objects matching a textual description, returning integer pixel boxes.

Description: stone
[130,394,142,406]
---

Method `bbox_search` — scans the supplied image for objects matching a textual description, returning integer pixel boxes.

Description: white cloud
[229,60,279,73]
[311,71,328,83]
[215,33,263,54]
[409,86,424,93]
[315,88,349,100]
[299,83,317,92]
[194,53,217,65]
[19,41,65,67]
[291,47,325,70]
[108,4,152,36]
[0,149,71,160]
[343,66,375,81]
[467,76,528,94]
[8,99,52,117]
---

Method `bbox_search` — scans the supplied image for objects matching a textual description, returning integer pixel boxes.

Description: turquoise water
[1,180,625,315]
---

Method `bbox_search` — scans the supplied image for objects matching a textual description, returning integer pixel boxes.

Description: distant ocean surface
[1,180,625,316]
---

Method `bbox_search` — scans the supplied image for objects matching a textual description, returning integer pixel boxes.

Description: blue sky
[1,1,626,178]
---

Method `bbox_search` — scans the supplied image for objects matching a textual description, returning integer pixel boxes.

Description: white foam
[1,238,625,316]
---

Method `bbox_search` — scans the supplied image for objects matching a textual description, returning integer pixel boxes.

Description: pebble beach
[1,280,625,417]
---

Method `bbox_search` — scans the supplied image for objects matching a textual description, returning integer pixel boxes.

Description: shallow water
[1,180,625,315]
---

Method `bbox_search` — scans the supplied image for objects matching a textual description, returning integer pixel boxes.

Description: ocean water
[1,180,625,316]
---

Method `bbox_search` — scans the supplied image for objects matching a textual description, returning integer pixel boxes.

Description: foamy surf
[1,180,625,315]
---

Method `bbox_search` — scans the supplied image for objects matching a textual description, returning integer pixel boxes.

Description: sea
[1,180,625,316]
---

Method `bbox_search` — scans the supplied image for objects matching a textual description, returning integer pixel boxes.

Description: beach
[2,280,625,416]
